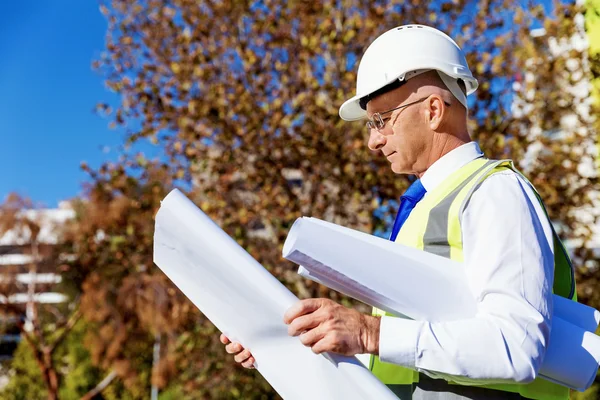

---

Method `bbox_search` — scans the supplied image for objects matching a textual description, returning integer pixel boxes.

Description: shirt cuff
[378,316,423,368]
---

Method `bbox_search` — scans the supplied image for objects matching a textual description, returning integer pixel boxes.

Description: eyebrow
[367,105,398,119]
[366,107,391,119]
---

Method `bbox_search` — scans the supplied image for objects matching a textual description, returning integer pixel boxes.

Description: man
[221,25,575,399]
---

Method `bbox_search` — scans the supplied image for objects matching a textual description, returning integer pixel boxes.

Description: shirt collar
[420,142,484,193]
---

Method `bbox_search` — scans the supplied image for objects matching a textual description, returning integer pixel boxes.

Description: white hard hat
[339,25,478,121]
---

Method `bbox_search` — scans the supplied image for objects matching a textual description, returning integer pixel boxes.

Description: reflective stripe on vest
[369,158,575,400]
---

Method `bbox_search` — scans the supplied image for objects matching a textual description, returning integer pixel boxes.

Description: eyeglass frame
[365,96,451,131]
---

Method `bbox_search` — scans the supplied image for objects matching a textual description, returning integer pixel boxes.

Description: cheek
[392,114,424,146]
[390,122,414,150]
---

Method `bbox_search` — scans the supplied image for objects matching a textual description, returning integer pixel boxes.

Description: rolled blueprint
[553,294,600,332]
[283,216,600,391]
[540,316,600,390]
[153,190,397,400]
[284,217,477,321]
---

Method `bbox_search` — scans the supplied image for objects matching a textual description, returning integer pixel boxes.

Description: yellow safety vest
[369,158,576,400]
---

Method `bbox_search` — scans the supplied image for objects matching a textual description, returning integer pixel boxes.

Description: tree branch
[48,308,82,355]
[15,318,39,349]
[79,370,117,400]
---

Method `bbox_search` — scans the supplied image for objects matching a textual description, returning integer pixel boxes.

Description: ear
[426,95,446,130]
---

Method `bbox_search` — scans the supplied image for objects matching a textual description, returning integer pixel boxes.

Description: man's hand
[283,298,380,356]
[220,333,255,369]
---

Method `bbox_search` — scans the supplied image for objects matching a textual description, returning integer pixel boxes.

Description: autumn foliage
[1,0,598,398]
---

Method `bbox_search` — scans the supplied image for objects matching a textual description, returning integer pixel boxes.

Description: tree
[96,0,597,288]
[0,316,138,400]
[0,338,47,400]
[0,194,81,400]
[88,0,598,397]
[509,1,599,287]
[0,194,137,400]
[59,161,275,398]
[59,163,174,398]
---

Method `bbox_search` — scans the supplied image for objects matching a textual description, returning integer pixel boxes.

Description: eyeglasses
[366,97,451,131]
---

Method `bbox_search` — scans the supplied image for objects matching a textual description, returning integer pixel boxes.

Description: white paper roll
[539,317,600,391]
[553,294,600,332]
[284,217,477,321]
[154,190,397,400]
[283,216,600,391]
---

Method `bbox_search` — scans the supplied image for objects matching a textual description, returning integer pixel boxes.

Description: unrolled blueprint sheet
[283,217,600,391]
[153,190,397,400]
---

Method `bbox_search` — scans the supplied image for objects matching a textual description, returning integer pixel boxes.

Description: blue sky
[0,1,555,209]
[0,1,124,208]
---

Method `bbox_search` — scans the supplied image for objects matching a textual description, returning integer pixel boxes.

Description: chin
[390,163,406,175]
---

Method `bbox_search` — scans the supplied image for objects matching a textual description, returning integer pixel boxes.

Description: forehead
[366,86,409,117]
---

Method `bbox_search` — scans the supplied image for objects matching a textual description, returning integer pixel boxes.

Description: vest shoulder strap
[452,159,575,300]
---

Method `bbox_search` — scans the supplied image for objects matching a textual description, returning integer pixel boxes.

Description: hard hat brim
[339,95,367,121]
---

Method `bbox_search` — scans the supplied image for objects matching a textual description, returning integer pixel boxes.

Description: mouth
[385,151,396,158]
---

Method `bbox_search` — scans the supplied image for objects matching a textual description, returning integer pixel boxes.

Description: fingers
[220,333,230,345]
[223,340,255,369]
[299,325,326,347]
[241,356,255,369]
[288,312,323,336]
[284,298,324,324]
[310,337,330,355]
[234,348,253,364]
[225,342,243,354]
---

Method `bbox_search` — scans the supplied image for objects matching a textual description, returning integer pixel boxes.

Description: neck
[414,134,470,179]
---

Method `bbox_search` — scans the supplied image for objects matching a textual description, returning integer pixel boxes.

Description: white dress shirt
[378,141,555,384]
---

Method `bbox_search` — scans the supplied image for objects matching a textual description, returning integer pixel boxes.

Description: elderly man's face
[366,85,432,175]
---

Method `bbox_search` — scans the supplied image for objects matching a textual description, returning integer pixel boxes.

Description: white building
[0,201,74,360]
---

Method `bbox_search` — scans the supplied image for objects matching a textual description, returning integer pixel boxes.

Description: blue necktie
[389,179,427,242]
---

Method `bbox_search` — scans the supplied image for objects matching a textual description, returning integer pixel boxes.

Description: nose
[368,128,386,151]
